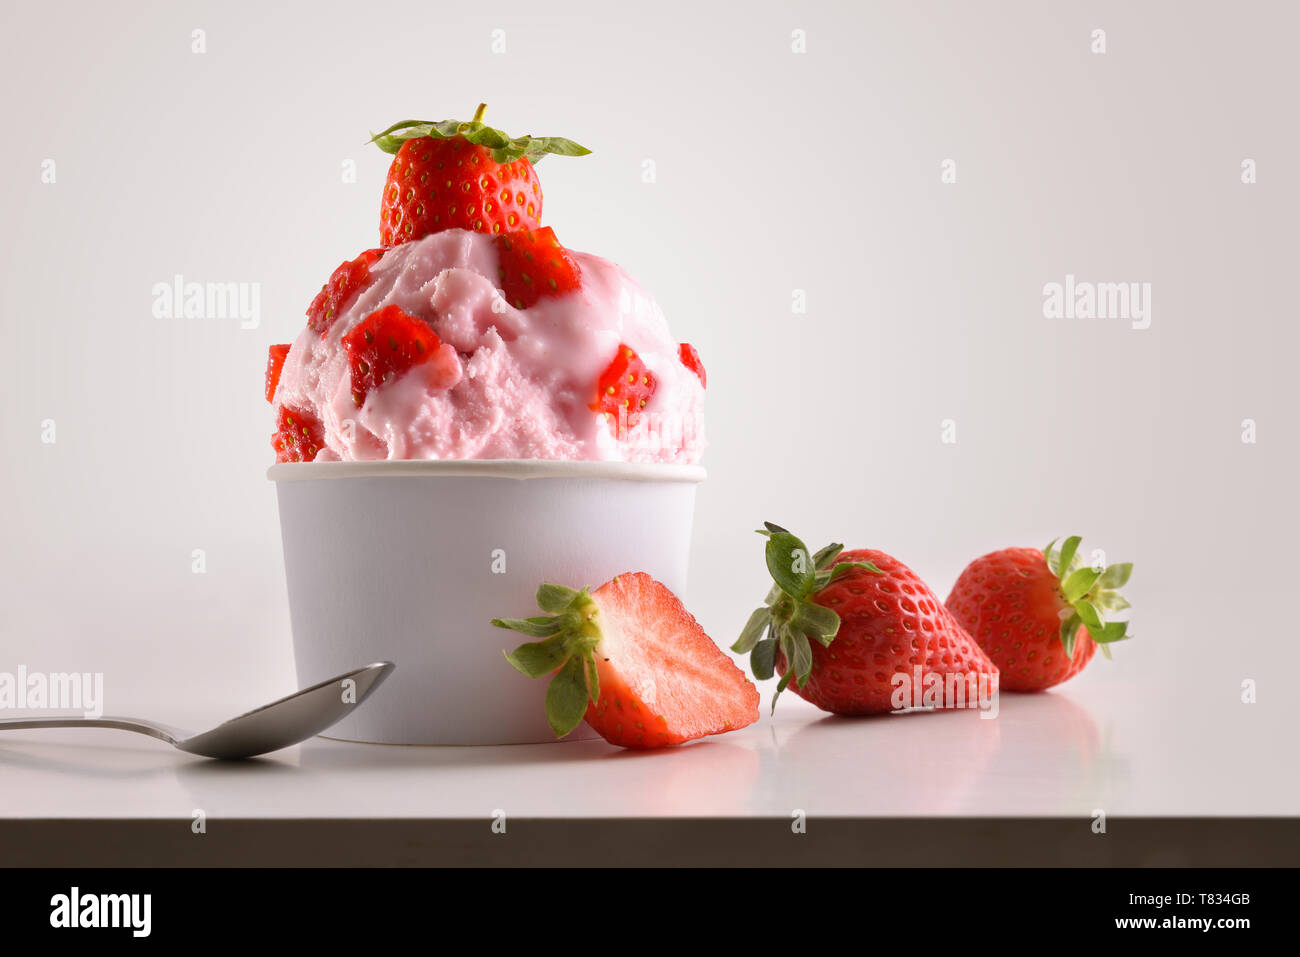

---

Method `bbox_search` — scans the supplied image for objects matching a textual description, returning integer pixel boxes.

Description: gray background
[1,0,1295,776]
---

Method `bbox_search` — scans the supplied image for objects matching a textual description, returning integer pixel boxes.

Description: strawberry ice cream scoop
[271,230,706,463]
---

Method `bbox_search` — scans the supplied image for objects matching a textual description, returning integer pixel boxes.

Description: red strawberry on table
[272,406,326,463]
[265,343,290,403]
[370,104,590,246]
[306,248,385,338]
[493,226,582,309]
[493,572,759,748]
[341,304,458,408]
[734,523,999,715]
[590,344,656,435]
[946,536,1133,692]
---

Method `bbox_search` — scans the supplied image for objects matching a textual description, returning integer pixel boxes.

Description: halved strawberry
[679,342,706,387]
[341,304,447,408]
[590,344,656,434]
[306,248,385,337]
[265,344,290,403]
[272,406,326,463]
[492,226,581,309]
[493,572,760,748]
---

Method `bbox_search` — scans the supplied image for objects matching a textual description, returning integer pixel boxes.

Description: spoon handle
[0,716,188,746]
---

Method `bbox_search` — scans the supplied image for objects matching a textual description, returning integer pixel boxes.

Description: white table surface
[1,664,1292,820]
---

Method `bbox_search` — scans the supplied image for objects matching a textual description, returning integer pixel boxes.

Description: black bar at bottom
[1,816,1296,867]
[0,859,1290,945]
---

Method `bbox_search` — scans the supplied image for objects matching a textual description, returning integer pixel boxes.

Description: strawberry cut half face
[341,304,446,408]
[583,573,759,747]
[306,248,385,338]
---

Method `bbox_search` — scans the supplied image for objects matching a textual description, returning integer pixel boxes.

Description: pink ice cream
[273,230,705,463]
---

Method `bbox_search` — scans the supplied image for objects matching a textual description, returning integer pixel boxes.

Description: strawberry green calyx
[369,103,591,164]
[492,583,603,737]
[1044,535,1134,659]
[732,522,883,712]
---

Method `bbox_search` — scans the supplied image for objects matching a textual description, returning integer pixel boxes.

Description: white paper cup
[268,460,705,745]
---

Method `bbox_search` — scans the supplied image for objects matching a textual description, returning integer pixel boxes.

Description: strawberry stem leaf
[772,671,794,714]
[369,104,592,164]
[811,543,844,569]
[1099,562,1133,588]
[1075,599,1103,630]
[491,615,563,638]
[792,602,839,639]
[1061,612,1082,658]
[1056,536,1083,577]
[788,627,814,686]
[536,583,580,613]
[750,637,778,680]
[1044,536,1134,661]
[736,522,883,711]
[546,657,590,737]
[1092,620,1131,643]
[765,530,816,598]
[734,607,770,654]
[502,635,567,678]
[493,585,603,738]
[817,560,882,590]
[1061,567,1102,603]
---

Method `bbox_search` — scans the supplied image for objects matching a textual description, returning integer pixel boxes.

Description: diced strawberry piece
[272,406,326,463]
[306,248,385,337]
[585,573,759,748]
[265,344,290,403]
[492,226,581,309]
[589,343,656,433]
[341,304,443,407]
[678,342,706,388]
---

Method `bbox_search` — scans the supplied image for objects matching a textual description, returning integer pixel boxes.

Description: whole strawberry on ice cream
[266,104,706,464]
[372,104,573,243]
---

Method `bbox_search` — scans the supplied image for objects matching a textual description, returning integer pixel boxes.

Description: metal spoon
[0,662,394,759]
